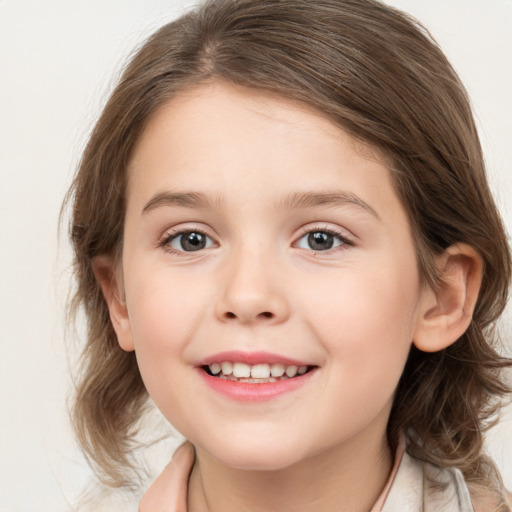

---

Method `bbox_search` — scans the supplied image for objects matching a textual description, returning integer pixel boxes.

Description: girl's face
[116,82,429,470]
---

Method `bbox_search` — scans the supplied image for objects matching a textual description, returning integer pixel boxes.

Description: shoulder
[468,483,512,512]
[421,459,512,512]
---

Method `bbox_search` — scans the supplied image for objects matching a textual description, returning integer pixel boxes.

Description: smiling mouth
[202,362,315,383]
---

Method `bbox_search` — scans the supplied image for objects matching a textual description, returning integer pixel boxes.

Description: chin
[217,450,300,472]
[197,434,306,472]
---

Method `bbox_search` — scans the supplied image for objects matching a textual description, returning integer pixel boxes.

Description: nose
[214,247,290,325]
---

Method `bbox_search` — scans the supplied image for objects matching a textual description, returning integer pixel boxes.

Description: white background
[0,1,511,510]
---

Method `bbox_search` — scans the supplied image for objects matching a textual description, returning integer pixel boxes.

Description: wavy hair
[64,0,511,504]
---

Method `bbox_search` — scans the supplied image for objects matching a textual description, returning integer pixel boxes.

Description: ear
[413,244,483,353]
[92,255,135,352]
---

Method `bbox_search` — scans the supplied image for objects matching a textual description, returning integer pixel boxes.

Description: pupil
[308,231,333,250]
[181,232,206,251]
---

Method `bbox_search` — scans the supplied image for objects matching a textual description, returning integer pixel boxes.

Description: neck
[187,425,393,512]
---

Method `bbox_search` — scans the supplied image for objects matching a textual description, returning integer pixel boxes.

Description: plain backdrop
[0,1,511,510]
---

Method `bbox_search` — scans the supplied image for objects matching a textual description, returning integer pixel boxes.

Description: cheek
[123,268,207,397]
[300,270,419,439]
[304,263,420,378]
[125,261,207,348]
[125,287,199,429]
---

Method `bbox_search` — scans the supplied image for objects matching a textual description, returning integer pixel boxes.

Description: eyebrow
[142,190,379,220]
[142,191,215,213]
[281,191,380,220]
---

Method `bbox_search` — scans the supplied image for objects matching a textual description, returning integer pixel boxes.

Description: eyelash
[159,228,214,256]
[294,226,354,253]
[158,226,354,255]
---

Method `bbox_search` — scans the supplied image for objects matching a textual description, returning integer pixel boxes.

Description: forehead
[130,83,387,181]
[126,82,404,226]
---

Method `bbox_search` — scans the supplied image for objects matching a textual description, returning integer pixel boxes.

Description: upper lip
[196,350,315,367]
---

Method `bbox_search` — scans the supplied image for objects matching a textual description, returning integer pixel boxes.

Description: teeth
[221,361,233,375]
[233,362,251,378]
[270,363,285,377]
[285,365,298,378]
[210,362,221,375]
[208,361,311,380]
[251,364,270,379]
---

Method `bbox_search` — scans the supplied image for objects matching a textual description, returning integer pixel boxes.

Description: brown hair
[65,0,512,502]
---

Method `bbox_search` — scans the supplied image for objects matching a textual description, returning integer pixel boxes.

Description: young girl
[65,0,512,510]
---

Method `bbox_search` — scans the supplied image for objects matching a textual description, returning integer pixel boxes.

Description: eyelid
[293,224,355,252]
[158,225,217,255]
[157,222,354,256]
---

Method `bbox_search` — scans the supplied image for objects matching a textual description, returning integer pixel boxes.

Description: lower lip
[197,368,316,402]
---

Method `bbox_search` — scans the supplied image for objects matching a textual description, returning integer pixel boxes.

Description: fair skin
[95,82,483,512]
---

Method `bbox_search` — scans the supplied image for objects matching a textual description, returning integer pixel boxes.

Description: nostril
[222,311,275,320]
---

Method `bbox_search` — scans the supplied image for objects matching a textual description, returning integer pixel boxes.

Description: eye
[295,229,350,251]
[165,230,215,252]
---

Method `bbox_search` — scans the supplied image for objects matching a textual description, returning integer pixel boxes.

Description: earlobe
[92,255,135,352]
[413,244,483,353]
